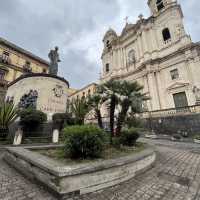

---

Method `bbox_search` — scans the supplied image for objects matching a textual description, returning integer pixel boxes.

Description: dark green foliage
[125,116,143,128]
[69,98,90,125]
[19,109,47,131]
[63,125,106,159]
[52,113,75,130]
[120,128,140,146]
[0,103,18,139]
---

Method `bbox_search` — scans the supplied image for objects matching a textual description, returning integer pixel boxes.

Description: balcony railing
[141,104,200,119]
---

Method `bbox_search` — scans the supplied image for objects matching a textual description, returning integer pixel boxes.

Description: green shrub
[194,135,200,140]
[120,128,140,146]
[0,103,18,139]
[52,113,75,130]
[19,109,47,131]
[63,125,106,159]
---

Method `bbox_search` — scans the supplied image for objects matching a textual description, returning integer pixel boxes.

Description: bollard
[52,129,59,143]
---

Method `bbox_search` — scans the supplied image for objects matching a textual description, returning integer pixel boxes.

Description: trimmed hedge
[120,128,140,146]
[63,125,106,159]
[19,109,47,131]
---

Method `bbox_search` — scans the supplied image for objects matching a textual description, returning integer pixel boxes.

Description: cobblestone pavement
[1,140,200,200]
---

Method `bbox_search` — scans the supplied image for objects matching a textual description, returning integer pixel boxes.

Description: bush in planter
[63,125,107,159]
[0,103,18,140]
[19,109,47,132]
[172,134,182,140]
[119,128,140,147]
[52,113,76,130]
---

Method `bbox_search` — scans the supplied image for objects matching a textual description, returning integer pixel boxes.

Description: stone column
[142,30,148,54]
[147,68,160,111]
[13,128,23,146]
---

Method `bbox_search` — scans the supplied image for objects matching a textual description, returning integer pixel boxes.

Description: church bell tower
[148,0,178,17]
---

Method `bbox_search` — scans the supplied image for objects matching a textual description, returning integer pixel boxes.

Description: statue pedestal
[6,73,70,120]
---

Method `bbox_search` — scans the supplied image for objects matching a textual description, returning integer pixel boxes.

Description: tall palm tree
[115,81,149,135]
[0,103,18,138]
[70,98,89,125]
[98,80,121,136]
[88,94,103,129]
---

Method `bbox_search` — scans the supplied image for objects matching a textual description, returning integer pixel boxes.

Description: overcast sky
[0,0,200,89]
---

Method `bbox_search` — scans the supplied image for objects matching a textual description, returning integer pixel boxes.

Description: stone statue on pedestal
[48,46,61,76]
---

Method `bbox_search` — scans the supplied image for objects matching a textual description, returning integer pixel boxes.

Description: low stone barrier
[4,146,156,198]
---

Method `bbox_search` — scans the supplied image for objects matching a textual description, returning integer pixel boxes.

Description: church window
[170,69,179,80]
[162,28,171,42]
[106,40,112,50]
[156,0,164,11]
[106,63,110,73]
[128,50,136,65]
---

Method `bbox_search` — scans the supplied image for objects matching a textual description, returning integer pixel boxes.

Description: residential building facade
[0,37,49,104]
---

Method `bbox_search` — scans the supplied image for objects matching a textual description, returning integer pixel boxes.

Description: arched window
[128,50,136,65]
[105,63,110,73]
[156,0,164,11]
[162,28,171,42]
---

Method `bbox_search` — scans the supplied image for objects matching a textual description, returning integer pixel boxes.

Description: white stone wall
[6,76,69,120]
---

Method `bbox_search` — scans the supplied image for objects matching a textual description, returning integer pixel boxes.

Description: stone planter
[4,146,156,198]
[194,139,200,144]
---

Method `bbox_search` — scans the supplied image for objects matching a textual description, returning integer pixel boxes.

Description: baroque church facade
[101,0,200,112]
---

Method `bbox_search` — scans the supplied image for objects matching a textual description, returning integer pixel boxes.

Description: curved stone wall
[4,146,156,197]
[6,73,69,120]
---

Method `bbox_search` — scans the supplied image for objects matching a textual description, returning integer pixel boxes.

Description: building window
[156,0,164,11]
[173,92,188,109]
[23,60,32,73]
[88,89,91,96]
[1,51,10,64]
[105,63,110,73]
[0,70,5,80]
[127,50,136,66]
[43,69,47,73]
[162,28,171,42]
[170,69,179,80]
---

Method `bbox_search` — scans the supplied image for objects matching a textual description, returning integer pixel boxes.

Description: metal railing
[141,104,200,118]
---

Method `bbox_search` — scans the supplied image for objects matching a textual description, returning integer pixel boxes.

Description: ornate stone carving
[193,86,200,104]
[53,85,64,98]
[18,90,38,109]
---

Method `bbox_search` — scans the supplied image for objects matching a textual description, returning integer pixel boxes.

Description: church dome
[103,28,118,42]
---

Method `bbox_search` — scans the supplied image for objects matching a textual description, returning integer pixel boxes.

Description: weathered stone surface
[1,140,200,199]
[4,146,156,196]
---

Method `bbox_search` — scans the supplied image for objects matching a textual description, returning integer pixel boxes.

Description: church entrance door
[173,92,188,109]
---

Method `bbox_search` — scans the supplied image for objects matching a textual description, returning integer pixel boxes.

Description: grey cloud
[0,0,199,88]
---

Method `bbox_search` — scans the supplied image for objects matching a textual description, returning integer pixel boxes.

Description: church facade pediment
[167,82,190,91]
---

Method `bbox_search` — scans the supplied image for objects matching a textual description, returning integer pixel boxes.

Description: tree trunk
[110,96,116,135]
[116,99,129,135]
[95,109,103,129]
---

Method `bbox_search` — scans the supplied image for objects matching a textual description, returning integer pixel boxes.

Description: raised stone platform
[6,73,69,120]
[4,146,156,198]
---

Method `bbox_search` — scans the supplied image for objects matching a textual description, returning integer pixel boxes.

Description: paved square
[1,139,200,200]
